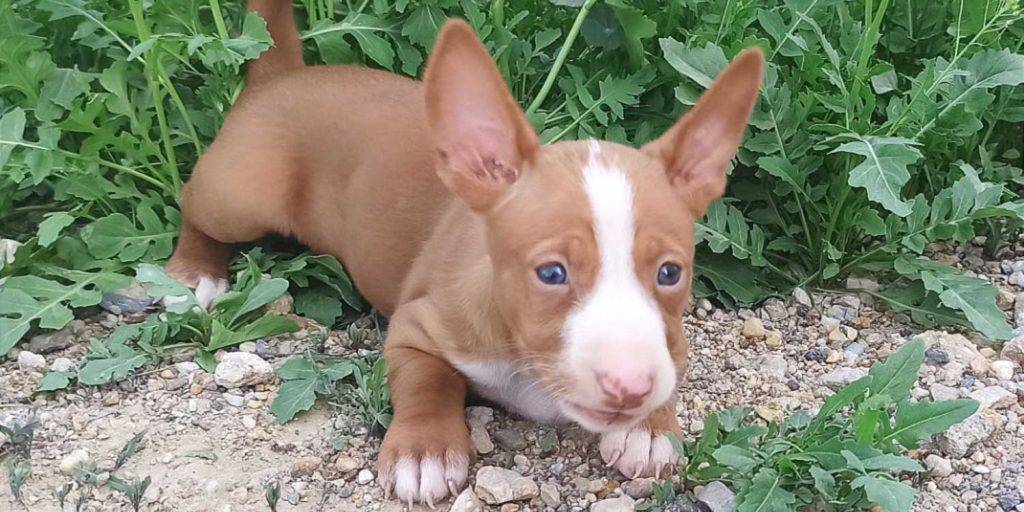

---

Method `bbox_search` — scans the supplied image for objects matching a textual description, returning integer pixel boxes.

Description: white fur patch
[454,360,566,423]
[600,426,679,479]
[390,454,468,506]
[161,275,228,310]
[561,142,674,429]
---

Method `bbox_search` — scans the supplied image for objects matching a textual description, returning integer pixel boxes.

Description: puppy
[165,0,763,504]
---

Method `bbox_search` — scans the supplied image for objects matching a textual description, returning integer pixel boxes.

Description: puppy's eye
[536,263,568,285]
[657,263,682,286]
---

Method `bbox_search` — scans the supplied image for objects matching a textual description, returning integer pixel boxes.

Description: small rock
[804,347,828,362]
[16,350,46,370]
[924,454,953,477]
[969,356,990,375]
[762,299,789,321]
[290,457,321,477]
[755,404,784,423]
[60,449,90,475]
[930,384,960,402]
[969,386,1016,410]
[451,488,485,512]
[792,287,812,306]
[25,328,76,354]
[474,466,539,504]
[470,424,494,454]
[925,347,950,366]
[919,331,982,367]
[175,361,199,379]
[822,368,867,390]
[267,292,294,315]
[696,481,735,512]
[50,357,75,373]
[621,478,655,499]
[843,342,865,360]
[1015,295,1024,327]
[223,393,245,407]
[1001,337,1024,365]
[356,469,374,485]
[100,280,155,314]
[590,496,635,512]
[971,464,990,474]
[764,331,783,348]
[213,352,273,388]
[937,411,1005,458]
[102,391,121,406]
[239,342,257,353]
[334,455,361,473]
[991,360,1015,380]
[825,350,843,364]
[466,406,494,426]
[742,317,765,339]
[242,416,257,429]
[540,483,561,507]
[493,428,528,451]
[752,355,784,381]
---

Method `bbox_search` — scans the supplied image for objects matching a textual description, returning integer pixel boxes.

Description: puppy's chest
[454,361,565,423]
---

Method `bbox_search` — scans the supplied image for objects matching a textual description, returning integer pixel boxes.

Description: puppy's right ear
[424,20,538,212]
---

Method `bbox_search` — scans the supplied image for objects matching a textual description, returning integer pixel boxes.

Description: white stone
[213,352,273,388]
[474,466,538,504]
[59,449,90,475]
[969,386,1016,410]
[50,357,75,373]
[991,360,1015,381]
[924,454,953,477]
[590,496,636,512]
[16,350,46,370]
[696,481,735,512]
[450,488,485,512]
[356,469,374,485]
[821,368,867,390]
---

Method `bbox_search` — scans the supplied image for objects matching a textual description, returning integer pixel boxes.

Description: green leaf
[694,254,769,305]
[832,136,922,217]
[305,13,395,69]
[293,288,344,327]
[660,39,728,89]
[232,277,290,320]
[607,0,656,67]
[851,475,915,512]
[712,445,759,473]
[136,264,198,314]
[0,269,129,355]
[82,208,176,262]
[736,468,797,512]
[37,212,75,248]
[882,399,979,449]
[867,339,924,401]
[0,107,28,168]
[698,201,768,266]
[809,376,871,430]
[862,454,924,472]
[269,377,318,424]
[37,370,72,392]
[810,466,835,497]
[78,326,150,385]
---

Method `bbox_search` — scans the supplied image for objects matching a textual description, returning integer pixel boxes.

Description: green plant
[675,338,978,511]
[0,414,37,505]
[265,480,281,512]
[64,431,151,511]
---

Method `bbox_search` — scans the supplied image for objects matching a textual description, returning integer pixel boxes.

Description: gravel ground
[2,243,1023,512]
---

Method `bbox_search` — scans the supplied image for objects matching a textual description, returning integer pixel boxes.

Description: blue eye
[658,263,682,286]
[536,263,568,285]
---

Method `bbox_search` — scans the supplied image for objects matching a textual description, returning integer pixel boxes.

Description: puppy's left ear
[424,19,539,212]
[642,48,764,218]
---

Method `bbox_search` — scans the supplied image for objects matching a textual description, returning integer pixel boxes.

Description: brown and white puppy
[165,0,763,505]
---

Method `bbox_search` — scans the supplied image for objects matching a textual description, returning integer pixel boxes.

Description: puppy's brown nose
[596,372,653,409]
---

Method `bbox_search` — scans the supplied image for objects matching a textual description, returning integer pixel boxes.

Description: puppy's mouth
[564,401,642,429]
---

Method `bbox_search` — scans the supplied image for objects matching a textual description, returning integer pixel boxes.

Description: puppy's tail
[246,0,304,86]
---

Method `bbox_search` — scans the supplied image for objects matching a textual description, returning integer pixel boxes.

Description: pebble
[991,360,1015,380]
[540,483,561,507]
[757,355,787,380]
[223,393,245,407]
[742,317,766,339]
[50,357,75,373]
[59,449,90,475]
[474,466,539,504]
[969,386,1016,410]
[590,496,635,512]
[1001,336,1024,365]
[764,331,783,348]
[102,391,121,406]
[804,347,828,362]
[100,280,155,314]
[621,478,655,499]
[762,299,789,321]
[919,331,982,367]
[937,411,1004,458]
[925,454,953,477]
[213,352,274,388]
[493,428,528,451]
[451,488,485,512]
[470,424,494,454]
[16,350,46,370]
[696,481,735,512]
[242,416,257,429]
[925,347,950,366]
[792,287,812,306]
[356,469,374,485]
[821,368,867,390]
[930,384,961,402]
[24,329,75,354]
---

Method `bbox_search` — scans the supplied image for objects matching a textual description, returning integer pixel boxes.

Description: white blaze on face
[562,141,675,429]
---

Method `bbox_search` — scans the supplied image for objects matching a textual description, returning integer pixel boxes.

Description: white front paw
[599,426,679,479]
[160,275,228,310]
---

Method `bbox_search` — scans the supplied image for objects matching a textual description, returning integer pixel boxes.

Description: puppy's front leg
[378,310,471,506]
[599,401,684,479]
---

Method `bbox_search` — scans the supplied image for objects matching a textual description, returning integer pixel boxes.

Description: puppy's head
[425,20,762,432]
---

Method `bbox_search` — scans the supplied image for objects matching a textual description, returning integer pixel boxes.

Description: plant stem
[127,0,181,194]
[209,0,230,40]
[525,0,597,117]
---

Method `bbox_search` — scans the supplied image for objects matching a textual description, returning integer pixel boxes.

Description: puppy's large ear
[642,48,764,218]
[424,20,539,212]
